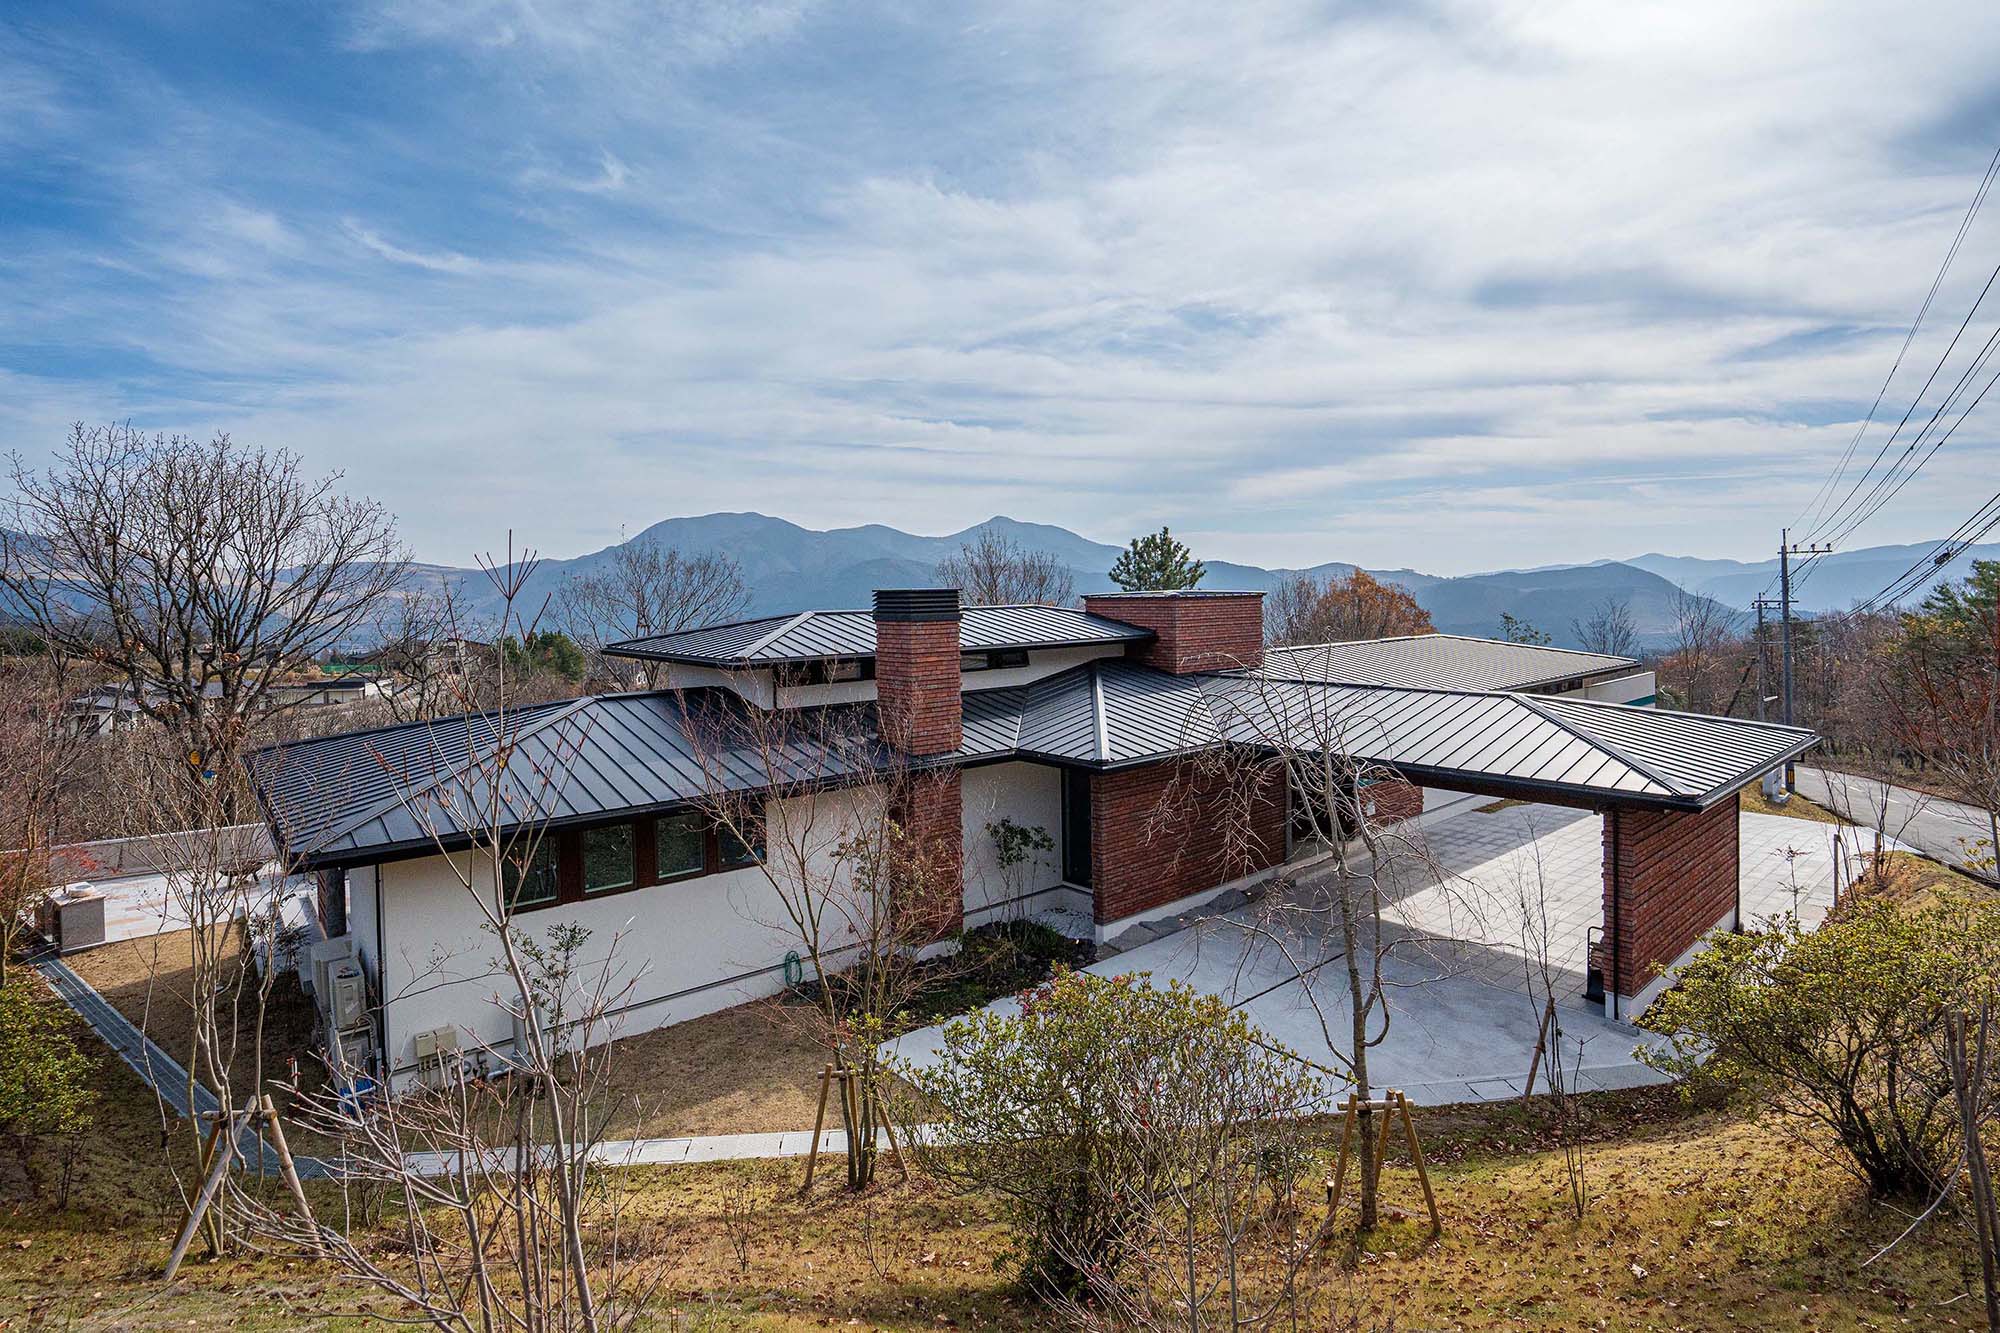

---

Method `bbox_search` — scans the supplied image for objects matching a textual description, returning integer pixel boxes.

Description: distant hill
[1623,541,2000,614]
[417,513,1723,652]
[18,513,1984,654]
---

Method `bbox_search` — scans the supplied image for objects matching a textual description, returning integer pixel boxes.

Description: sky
[4,1,2000,575]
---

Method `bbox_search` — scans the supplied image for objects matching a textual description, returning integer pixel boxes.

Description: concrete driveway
[892,800,1888,1107]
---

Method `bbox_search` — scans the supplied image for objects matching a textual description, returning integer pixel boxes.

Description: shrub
[897,968,1323,1296]
[0,979,96,1202]
[1641,895,2000,1197]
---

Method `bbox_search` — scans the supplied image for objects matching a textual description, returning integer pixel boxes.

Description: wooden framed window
[503,838,562,910]
[506,804,765,912]
[655,810,707,880]
[580,824,635,895]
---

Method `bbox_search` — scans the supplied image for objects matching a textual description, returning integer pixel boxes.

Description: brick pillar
[1081,590,1265,673]
[893,767,964,942]
[873,589,965,940]
[1601,794,1740,1018]
[874,588,962,755]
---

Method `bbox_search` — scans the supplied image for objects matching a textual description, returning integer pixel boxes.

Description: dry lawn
[596,998,835,1138]
[3,1038,1988,1332]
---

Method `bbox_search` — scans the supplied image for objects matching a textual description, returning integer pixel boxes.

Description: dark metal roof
[249,690,1016,868]
[1261,635,1642,693]
[251,663,1815,868]
[606,604,1152,667]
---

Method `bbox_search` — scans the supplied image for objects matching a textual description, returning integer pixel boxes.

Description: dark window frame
[960,648,1032,673]
[508,802,766,914]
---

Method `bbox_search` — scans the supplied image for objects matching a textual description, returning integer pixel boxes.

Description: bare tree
[555,539,746,686]
[1,424,408,814]
[682,699,962,1189]
[1571,596,1637,659]
[231,542,670,1330]
[1661,585,1742,715]
[935,529,1075,606]
[0,647,92,985]
[1165,671,1453,1232]
[358,580,476,724]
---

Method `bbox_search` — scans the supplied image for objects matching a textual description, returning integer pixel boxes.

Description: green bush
[898,968,1323,1295]
[1641,896,2000,1197]
[0,979,95,1202]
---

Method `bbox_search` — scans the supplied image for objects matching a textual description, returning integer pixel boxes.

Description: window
[961,649,1031,672]
[581,824,635,895]
[655,810,706,880]
[792,658,874,685]
[718,820,763,869]
[504,839,561,909]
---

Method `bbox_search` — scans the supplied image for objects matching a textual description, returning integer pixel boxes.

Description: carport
[1197,676,1821,1020]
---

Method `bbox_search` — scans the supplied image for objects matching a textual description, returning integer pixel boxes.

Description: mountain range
[414,513,2000,653]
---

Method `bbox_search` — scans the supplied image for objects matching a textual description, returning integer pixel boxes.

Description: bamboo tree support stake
[876,1089,912,1182]
[1522,995,1557,1102]
[1396,1091,1443,1237]
[1323,1094,1358,1223]
[1322,1090,1442,1240]
[192,1112,226,1257]
[260,1095,322,1256]
[801,1063,836,1196]
[166,1104,246,1281]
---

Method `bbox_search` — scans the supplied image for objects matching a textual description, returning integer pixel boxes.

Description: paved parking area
[893,801,1890,1107]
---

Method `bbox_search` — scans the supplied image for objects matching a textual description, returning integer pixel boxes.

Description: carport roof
[250,662,1814,867]
[1261,635,1641,693]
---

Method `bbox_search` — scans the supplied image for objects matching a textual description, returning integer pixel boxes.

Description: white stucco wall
[367,785,882,1084]
[1576,670,1656,705]
[958,761,1067,926]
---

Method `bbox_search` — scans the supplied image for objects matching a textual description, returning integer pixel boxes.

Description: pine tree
[1108,526,1206,592]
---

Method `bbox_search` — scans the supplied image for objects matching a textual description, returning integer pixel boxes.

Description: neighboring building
[247,589,1807,1088]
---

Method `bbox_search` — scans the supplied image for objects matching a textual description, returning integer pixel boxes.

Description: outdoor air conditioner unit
[329,964,369,1032]
[38,883,106,954]
[308,935,354,1003]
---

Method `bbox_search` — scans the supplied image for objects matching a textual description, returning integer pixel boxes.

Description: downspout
[1606,807,1620,1023]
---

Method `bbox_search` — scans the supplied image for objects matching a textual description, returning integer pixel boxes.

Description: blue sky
[4,1,2000,573]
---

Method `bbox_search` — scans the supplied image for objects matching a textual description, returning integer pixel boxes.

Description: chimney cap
[873,588,962,623]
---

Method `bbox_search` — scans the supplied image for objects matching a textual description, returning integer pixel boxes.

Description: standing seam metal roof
[605,604,1153,666]
[250,663,1816,867]
[1260,635,1643,693]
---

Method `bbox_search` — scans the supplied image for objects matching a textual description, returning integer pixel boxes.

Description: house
[246,588,1813,1088]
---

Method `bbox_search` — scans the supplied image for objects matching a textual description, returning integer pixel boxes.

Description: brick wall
[1090,760,1288,924]
[1364,775,1423,824]
[1602,794,1739,1002]
[874,592,962,756]
[1082,591,1265,673]
[893,768,964,941]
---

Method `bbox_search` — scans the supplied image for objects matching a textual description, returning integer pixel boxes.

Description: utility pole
[1779,528,1835,790]
[1753,596,1785,800]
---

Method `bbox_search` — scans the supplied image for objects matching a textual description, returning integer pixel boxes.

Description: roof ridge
[1514,693,1676,795]
[740,609,820,659]
[1536,693,1816,736]
[309,692,608,855]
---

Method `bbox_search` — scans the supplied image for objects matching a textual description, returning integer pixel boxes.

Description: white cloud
[6,0,2000,573]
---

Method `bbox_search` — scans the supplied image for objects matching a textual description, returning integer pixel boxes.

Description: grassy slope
[1,1027,1983,1331]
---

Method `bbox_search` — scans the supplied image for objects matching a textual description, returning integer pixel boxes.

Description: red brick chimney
[873,588,963,755]
[1081,590,1265,673]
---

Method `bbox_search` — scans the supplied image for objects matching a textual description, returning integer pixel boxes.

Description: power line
[1848,487,2000,616]
[1795,142,2000,537]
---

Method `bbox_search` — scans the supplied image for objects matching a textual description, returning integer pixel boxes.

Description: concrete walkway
[1795,765,1996,882]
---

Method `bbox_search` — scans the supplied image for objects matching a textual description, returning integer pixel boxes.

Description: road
[1793,765,1997,881]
